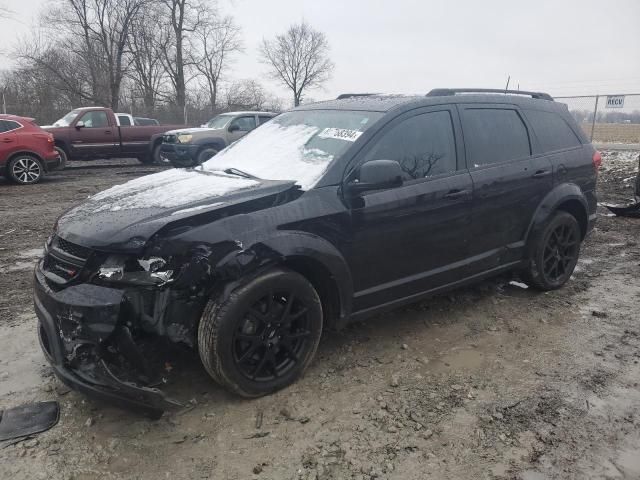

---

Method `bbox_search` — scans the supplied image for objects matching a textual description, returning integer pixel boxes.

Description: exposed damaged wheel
[198,268,323,397]
[523,211,581,291]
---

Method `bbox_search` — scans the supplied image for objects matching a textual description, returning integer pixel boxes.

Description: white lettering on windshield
[318,128,363,142]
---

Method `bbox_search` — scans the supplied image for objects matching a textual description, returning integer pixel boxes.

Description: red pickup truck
[43,107,184,165]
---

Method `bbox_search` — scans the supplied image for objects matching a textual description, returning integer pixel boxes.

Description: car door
[227,115,257,143]
[459,105,553,272]
[346,106,474,312]
[68,110,118,158]
[0,120,18,168]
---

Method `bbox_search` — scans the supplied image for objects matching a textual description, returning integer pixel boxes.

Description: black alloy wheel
[198,268,323,397]
[523,211,581,290]
[232,290,312,382]
[542,222,579,284]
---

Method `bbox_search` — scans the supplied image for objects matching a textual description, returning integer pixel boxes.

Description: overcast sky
[1,0,639,103]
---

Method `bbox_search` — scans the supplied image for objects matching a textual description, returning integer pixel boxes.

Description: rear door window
[363,110,458,182]
[524,109,582,152]
[462,108,531,168]
[0,120,21,132]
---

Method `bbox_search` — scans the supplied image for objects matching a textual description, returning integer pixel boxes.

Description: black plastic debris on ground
[0,401,60,442]
[604,202,640,218]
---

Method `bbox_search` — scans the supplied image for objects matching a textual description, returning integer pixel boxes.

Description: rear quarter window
[524,109,582,153]
[462,108,531,168]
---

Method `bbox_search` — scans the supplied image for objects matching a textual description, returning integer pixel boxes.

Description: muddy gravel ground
[0,152,639,480]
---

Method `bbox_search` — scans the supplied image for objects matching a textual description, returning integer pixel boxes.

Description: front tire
[198,268,323,398]
[54,146,68,169]
[7,155,44,185]
[137,144,161,164]
[523,211,581,290]
[196,147,219,165]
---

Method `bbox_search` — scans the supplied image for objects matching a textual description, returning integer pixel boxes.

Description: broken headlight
[97,255,175,286]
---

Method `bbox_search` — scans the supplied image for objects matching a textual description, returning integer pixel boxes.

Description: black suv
[34,89,599,417]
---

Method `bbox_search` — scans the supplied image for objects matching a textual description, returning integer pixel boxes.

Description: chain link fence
[555,94,640,145]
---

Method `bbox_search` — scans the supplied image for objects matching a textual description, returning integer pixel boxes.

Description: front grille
[162,134,177,144]
[44,255,81,280]
[53,235,92,260]
[43,235,94,286]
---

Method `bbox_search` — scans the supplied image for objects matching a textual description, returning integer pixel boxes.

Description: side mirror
[348,159,403,193]
[228,124,240,133]
[75,121,85,129]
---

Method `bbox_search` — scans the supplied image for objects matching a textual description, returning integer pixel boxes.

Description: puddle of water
[0,248,42,274]
[435,348,486,371]
[0,260,36,273]
[520,470,548,480]
[0,316,46,400]
[616,449,640,477]
[18,248,44,259]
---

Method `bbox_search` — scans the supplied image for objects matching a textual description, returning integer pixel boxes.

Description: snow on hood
[201,122,333,190]
[81,168,259,213]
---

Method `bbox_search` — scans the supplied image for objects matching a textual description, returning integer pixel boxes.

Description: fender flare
[525,183,589,252]
[192,137,227,151]
[149,133,164,153]
[213,231,354,324]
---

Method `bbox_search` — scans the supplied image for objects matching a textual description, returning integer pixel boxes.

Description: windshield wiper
[224,168,260,180]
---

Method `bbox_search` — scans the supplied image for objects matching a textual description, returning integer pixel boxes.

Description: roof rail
[336,93,377,100]
[427,88,554,101]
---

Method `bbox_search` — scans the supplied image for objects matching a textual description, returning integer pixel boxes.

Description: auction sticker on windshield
[318,128,363,142]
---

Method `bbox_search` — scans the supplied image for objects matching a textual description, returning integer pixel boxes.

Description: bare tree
[159,0,206,120]
[194,14,242,112]
[127,3,169,110]
[259,21,333,107]
[65,0,147,109]
[19,0,147,109]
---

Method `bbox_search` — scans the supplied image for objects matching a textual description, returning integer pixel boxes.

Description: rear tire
[522,211,581,290]
[7,155,44,185]
[198,268,323,398]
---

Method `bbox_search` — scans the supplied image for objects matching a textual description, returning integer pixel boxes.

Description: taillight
[592,151,602,170]
[47,134,54,143]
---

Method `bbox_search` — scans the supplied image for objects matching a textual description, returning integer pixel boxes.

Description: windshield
[206,114,234,129]
[53,109,81,127]
[202,110,383,189]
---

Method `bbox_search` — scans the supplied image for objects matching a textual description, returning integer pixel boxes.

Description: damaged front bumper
[33,264,180,418]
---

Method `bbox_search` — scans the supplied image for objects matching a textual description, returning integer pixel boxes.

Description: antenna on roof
[504,75,511,93]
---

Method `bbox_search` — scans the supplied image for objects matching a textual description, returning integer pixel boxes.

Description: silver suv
[160,111,277,167]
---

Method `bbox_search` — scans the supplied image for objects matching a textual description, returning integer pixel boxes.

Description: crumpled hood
[56,168,297,252]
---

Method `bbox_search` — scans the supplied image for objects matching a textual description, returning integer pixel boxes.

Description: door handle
[2,138,13,143]
[532,170,551,179]
[104,130,112,134]
[443,189,470,200]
